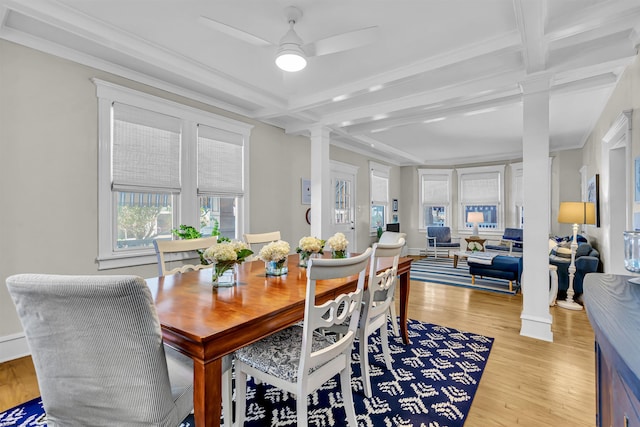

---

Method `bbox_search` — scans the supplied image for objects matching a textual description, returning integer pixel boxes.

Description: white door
[330,161,358,252]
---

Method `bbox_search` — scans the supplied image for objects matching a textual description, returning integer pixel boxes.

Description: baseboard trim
[0,333,30,363]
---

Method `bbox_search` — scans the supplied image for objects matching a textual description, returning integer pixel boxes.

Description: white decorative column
[310,126,331,239]
[520,75,553,342]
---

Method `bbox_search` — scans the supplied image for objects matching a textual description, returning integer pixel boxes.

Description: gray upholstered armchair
[6,274,195,426]
[426,226,460,258]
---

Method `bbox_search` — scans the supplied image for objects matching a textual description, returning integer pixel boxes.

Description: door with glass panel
[330,162,357,253]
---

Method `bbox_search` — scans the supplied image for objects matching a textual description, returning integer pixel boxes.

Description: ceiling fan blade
[305,25,378,57]
[198,16,272,47]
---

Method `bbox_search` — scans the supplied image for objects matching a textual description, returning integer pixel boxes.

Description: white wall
[0,40,396,361]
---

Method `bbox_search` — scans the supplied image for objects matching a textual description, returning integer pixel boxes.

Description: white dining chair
[153,236,218,276]
[154,235,233,427]
[378,231,407,335]
[359,239,404,398]
[234,248,373,427]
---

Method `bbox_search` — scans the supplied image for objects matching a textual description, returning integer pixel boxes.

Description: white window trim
[418,168,453,231]
[369,161,391,235]
[510,162,523,229]
[94,79,252,270]
[457,164,505,234]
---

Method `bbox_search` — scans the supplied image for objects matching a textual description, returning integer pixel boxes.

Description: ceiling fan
[199,6,378,72]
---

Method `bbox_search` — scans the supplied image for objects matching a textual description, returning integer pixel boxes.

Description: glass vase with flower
[327,232,349,259]
[203,241,253,287]
[258,240,291,276]
[296,236,325,267]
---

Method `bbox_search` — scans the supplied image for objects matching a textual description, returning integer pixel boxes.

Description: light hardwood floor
[0,274,595,426]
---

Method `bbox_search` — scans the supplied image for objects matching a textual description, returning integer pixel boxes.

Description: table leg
[193,357,222,427]
[453,254,459,268]
[399,270,411,345]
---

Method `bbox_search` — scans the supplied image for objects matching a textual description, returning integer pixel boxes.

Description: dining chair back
[243,231,281,261]
[5,274,194,426]
[154,235,233,427]
[234,248,373,427]
[359,239,404,397]
[377,231,407,335]
[153,235,218,276]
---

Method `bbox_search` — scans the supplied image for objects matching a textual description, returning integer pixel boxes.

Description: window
[370,162,390,233]
[197,125,245,239]
[419,169,453,229]
[457,165,504,233]
[95,79,252,269]
[111,103,180,251]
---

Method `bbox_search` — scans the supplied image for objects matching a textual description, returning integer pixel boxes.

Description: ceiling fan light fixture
[275,44,307,72]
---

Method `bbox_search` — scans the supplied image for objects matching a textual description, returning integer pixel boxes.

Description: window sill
[97,253,158,270]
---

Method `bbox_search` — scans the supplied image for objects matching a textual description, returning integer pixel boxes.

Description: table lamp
[557,201,596,310]
[467,211,484,237]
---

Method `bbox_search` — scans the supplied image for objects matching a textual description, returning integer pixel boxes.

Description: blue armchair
[549,242,600,296]
[485,228,523,255]
[426,226,460,258]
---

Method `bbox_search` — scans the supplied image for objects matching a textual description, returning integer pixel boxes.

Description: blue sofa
[549,242,600,296]
[485,228,523,255]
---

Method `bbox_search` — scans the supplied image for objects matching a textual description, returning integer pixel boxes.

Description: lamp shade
[275,26,307,72]
[467,211,484,224]
[558,202,596,225]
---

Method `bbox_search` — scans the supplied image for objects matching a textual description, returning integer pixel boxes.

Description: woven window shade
[422,176,449,203]
[198,124,244,195]
[371,172,388,204]
[461,172,500,203]
[514,173,523,206]
[112,102,181,191]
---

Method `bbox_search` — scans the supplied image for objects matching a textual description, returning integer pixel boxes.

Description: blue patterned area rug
[411,256,520,295]
[0,319,493,427]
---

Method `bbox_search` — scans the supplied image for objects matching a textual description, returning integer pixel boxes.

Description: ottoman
[467,255,523,292]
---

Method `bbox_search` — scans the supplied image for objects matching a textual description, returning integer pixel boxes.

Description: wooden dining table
[146,253,413,427]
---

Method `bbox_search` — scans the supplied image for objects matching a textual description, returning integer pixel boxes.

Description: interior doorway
[601,111,632,274]
[330,161,358,252]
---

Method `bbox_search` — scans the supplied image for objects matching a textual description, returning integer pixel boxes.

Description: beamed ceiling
[1,0,639,165]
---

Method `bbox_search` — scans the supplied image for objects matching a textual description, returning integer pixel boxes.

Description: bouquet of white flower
[296,236,325,254]
[258,240,291,276]
[204,241,253,283]
[327,232,348,251]
[296,236,325,266]
[258,240,291,262]
[327,232,349,258]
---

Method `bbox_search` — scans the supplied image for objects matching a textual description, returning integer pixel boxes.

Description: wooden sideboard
[583,273,640,427]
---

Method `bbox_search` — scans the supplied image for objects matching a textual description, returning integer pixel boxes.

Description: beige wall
[550,149,584,237]
[0,40,394,348]
[578,52,640,270]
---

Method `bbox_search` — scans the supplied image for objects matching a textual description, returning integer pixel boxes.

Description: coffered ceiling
[2,0,639,165]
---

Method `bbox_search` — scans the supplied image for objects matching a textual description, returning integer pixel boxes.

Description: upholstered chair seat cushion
[234,325,335,382]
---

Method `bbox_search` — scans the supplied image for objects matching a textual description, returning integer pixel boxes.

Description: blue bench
[467,255,523,292]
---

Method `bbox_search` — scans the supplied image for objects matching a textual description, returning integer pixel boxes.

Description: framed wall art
[301,178,311,205]
[635,157,640,202]
[587,174,600,227]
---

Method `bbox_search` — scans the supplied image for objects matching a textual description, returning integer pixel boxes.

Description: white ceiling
[2,0,639,165]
